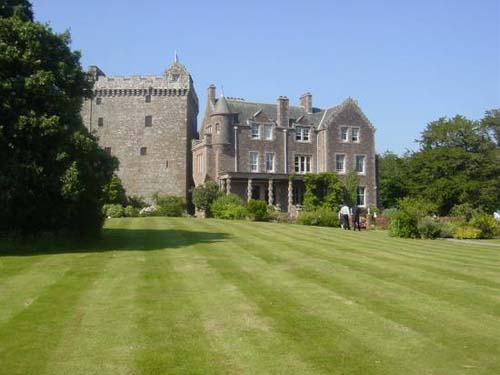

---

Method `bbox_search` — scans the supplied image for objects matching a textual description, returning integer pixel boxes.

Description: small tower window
[215,123,220,134]
[140,147,147,156]
[96,97,102,105]
[98,117,104,127]
[165,160,169,168]
[145,95,151,103]
[206,125,212,134]
[171,74,179,82]
[145,115,152,127]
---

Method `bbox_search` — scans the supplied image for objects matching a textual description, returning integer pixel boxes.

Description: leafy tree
[303,172,344,211]
[0,2,117,235]
[482,109,500,147]
[192,181,221,217]
[406,115,500,215]
[344,170,359,207]
[102,175,127,205]
[377,151,408,208]
[0,0,33,21]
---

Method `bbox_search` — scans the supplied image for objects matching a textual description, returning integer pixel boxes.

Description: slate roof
[217,98,331,128]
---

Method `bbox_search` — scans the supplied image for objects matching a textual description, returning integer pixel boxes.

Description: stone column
[226,178,231,194]
[247,178,252,202]
[288,179,293,212]
[220,179,226,193]
[268,179,274,206]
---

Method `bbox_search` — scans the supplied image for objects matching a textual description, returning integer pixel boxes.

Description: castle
[82,58,377,210]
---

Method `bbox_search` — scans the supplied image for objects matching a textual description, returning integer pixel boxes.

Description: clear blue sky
[35,0,499,154]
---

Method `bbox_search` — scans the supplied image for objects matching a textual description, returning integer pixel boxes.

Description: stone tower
[81,57,198,201]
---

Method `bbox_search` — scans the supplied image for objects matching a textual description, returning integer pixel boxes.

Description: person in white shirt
[340,204,350,230]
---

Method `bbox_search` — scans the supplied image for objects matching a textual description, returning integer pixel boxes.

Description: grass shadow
[0,228,231,256]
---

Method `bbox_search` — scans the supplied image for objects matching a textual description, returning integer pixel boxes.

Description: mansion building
[82,57,377,211]
[193,86,377,210]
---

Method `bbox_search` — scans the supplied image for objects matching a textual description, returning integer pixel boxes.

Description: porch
[217,172,305,212]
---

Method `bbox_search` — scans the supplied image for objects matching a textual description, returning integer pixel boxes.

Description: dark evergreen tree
[0,1,117,235]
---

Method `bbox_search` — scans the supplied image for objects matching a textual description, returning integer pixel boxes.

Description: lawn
[0,217,499,375]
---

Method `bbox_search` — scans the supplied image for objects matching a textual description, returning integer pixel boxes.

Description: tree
[303,173,345,211]
[102,175,127,205]
[406,115,500,215]
[0,0,33,21]
[192,181,221,217]
[482,109,500,147]
[377,151,408,209]
[344,170,359,207]
[0,2,117,235]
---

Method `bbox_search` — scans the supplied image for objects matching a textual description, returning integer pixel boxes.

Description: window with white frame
[264,125,273,140]
[335,154,346,173]
[357,186,366,206]
[265,152,274,172]
[355,155,365,173]
[206,125,212,134]
[250,152,259,172]
[251,124,260,139]
[296,126,310,142]
[294,155,311,174]
[351,127,360,142]
[341,127,348,142]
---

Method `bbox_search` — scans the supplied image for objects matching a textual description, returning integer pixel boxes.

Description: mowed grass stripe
[0,254,78,326]
[132,219,226,375]
[243,221,500,295]
[171,219,318,374]
[42,250,143,375]
[0,252,111,375]
[265,221,499,266]
[228,221,500,318]
[196,220,448,375]
[206,220,500,368]
[260,222,500,280]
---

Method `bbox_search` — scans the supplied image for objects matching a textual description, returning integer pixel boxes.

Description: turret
[210,94,233,145]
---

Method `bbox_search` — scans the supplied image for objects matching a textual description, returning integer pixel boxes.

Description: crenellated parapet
[93,88,189,97]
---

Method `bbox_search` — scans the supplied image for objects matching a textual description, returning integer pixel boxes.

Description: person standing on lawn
[352,205,361,231]
[340,204,350,230]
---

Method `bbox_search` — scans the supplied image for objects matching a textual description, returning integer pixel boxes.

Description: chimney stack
[300,92,312,113]
[277,96,289,127]
[208,84,216,106]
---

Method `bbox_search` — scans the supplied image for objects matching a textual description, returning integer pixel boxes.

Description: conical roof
[213,95,232,114]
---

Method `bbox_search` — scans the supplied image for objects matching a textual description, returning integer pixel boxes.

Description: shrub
[302,173,345,211]
[247,200,269,221]
[450,203,476,221]
[453,226,482,239]
[102,175,127,205]
[469,213,499,239]
[211,194,248,220]
[439,222,455,238]
[297,208,339,227]
[102,204,124,218]
[127,195,147,209]
[124,205,139,217]
[389,197,437,238]
[389,210,419,238]
[192,182,221,217]
[152,194,185,217]
[417,216,442,239]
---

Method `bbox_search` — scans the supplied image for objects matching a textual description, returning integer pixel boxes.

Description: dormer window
[264,125,273,140]
[171,74,179,82]
[341,127,348,142]
[251,124,260,139]
[296,126,310,142]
